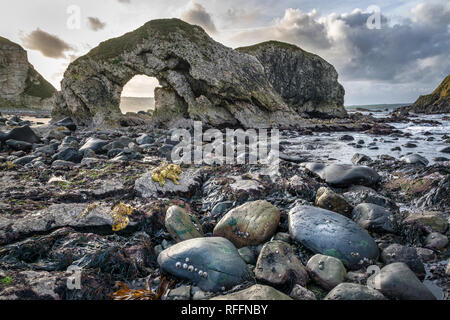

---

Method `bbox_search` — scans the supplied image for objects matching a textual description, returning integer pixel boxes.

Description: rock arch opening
[119,75,158,114]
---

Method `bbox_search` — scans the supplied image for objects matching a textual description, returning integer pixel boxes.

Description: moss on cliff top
[87,18,206,60]
[236,40,315,57]
[413,74,449,107]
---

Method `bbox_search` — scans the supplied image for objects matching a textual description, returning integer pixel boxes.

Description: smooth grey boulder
[352,203,395,233]
[400,154,429,166]
[288,205,379,269]
[304,163,381,187]
[0,36,56,110]
[324,283,386,300]
[367,262,436,300]
[158,237,252,292]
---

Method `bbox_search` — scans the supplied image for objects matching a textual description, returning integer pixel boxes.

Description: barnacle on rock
[151,162,182,187]
[110,202,134,232]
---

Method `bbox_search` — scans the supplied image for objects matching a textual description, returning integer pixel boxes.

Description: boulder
[236,41,347,119]
[288,205,379,269]
[0,125,41,144]
[403,211,448,234]
[324,283,386,300]
[315,187,353,217]
[304,163,380,187]
[255,240,309,287]
[0,203,115,245]
[367,262,436,300]
[380,244,425,279]
[306,254,346,290]
[52,147,82,163]
[51,19,304,128]
[352,203,395,233]
[78,137,108,154]
[400,154,429,166]
[351,153,372,165]
[52,118,77,132]
[157,237,252,292]
[5,139,32,152]
[211,284,292,300]
[289,285,317,300]
[0,36,56,110]
[343,185,398,211]
[213,200,280,248]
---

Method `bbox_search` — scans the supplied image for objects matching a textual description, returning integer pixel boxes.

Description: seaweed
[110,276,174,300]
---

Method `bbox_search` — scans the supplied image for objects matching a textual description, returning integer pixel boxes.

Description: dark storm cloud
[232,2,450,84]
[21,29,74,59]
[181,2,217,34]
[88,17,106,31]
[335,9,450,82]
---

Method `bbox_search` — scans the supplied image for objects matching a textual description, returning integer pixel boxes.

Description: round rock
[304,163,380,187]
[157,237,252,292]
[289,205,379,269]
[352,203,395,233]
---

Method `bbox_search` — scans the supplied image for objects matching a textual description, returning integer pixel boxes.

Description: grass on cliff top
[87,18,206,60]
[414,74,450,106]
[24,69,56,99]
[236,40,316,57]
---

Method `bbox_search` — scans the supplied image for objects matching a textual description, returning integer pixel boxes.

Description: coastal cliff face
[51,19,347,128]
[0,36,56,110]
[52,19,303,128]
[408,75,450,114]
[237,41,347,119]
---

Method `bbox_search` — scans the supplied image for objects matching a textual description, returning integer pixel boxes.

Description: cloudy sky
[1,0,449,105]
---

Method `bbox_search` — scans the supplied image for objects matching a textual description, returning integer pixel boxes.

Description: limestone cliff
[408,75,450,114]
[237,41,347,119]
[0,36,56,110]
[52,19,303,128]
